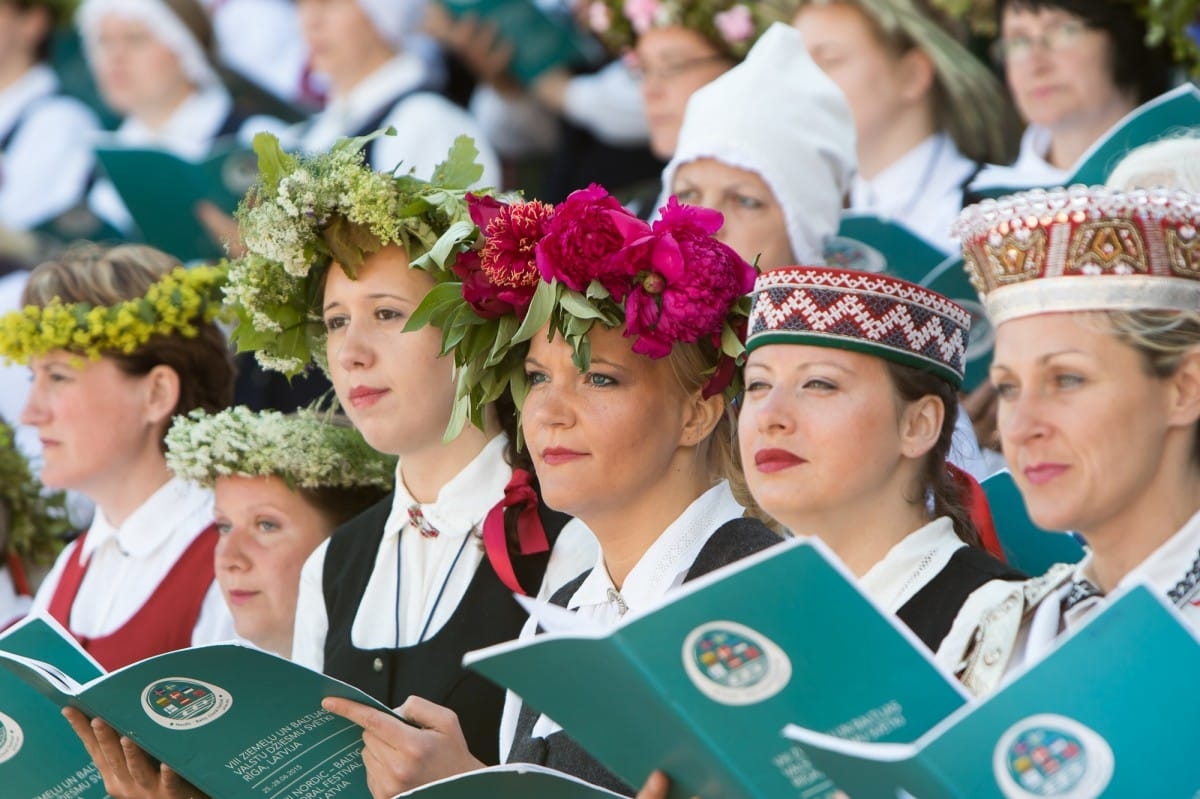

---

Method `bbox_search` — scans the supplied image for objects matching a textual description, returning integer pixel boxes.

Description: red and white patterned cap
[954,185,1200,325]
[746,266,970,388]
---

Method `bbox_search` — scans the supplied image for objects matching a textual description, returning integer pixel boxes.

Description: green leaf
[512,281,555,344]
[443,393,471,443]
[721,322,744,358]
[323,217,381,276]
[404,282,464,332]
[251,132,296,190]
[585,280,611,301]
[431,136,485,190]
[414,219,475,271]
[557,290,608,321]
[485,314,519,367]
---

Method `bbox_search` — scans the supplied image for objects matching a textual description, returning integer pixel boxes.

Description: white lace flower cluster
[223,132,486,377]
[165,406,396,491]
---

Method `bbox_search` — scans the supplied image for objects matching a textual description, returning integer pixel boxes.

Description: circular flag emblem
[0,711,24,765]
[993,714,1114,799]
[681,621,791,705]
[141,678,233,730]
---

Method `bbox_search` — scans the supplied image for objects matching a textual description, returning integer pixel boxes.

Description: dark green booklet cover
[437,0,600,84]
[785,585,1200,798]
[971,83,1200,199]
[0,623,389,799]
[463,539,971,799]
[0,615,109,799]
[94,139,257,263]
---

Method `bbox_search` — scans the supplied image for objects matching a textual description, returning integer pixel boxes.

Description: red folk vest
[46,525,219,671]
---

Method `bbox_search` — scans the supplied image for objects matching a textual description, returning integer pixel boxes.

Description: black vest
[507,517,782,795]
[321,492,568,765]
[896,544,1025,651]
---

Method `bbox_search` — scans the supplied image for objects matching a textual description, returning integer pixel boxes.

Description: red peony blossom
[535,184,649,299]
[454,196,554,319]
[622,197,757,358]
[481,200,553,289]
[467,193,505,231]
[453,251,537,319]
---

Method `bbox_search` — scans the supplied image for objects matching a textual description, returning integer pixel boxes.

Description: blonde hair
[790,0,1016,164]
[666,342,775,528]
[1105,308,1200,463]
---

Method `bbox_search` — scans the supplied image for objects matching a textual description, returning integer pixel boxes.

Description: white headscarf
[77,0,222,90]
[659,22,856,264]
[353,0,429,50]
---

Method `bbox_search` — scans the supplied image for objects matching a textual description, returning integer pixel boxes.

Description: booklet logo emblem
[0,711,24,764]
[993,714,1114,799]
[141,678,233,730]
[682,621,791,705]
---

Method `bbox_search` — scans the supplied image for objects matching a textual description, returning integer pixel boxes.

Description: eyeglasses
[992,20,1089,63]
[629,54,731,84]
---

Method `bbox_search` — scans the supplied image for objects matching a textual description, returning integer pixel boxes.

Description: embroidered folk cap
[746,266,971,387]
[953,185,1200,326]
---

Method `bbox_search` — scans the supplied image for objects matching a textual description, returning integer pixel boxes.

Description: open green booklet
[0,615,109,799]
[436,0,601,84]
[94,138,257,263]
[458,538,971,799]
[784,585,1200,799]
[0,617,385,799]
[971,83,1200,198]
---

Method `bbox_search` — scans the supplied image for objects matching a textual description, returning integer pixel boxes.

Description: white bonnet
[353,0,429,50]
[77,0,222,90]
[659,22,856,264]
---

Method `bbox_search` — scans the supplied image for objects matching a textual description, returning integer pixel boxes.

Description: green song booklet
[458,538,972,799]
[94,139,257,263]
[784,585,1200,799]
[0,617,388,799]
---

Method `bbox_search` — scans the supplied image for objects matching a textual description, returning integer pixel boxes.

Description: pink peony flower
[588,1,611,34]
[714,5,755,44]
[535,184,649,299]
[621,197,756,358]
[623,0,661,34]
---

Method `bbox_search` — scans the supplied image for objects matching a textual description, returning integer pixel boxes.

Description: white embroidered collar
[81,477,213,563]
[858,516,963,612]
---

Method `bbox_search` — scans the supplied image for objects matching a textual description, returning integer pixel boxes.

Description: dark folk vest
[896,545,1026,651]
[321,493,568,765]
[507,517,782,795]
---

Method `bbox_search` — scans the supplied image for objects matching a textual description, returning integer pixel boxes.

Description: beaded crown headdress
[953,186,1200,325]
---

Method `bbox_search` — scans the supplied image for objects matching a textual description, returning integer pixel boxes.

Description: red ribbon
[6,551,31,597]
[482,469,551,596]
[946,463,1005,562]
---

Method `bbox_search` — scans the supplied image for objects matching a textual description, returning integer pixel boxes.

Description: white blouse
[0,65,100,231]
[500,482,746,754]
[30,477,233,645]
[293,53,501,188]
[849,132,978,255]
[0,566,31,631]
[938,509,1200,687]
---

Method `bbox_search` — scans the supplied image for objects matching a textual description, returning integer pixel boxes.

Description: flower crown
[0,263,227,365]
[587,0,783,59]
[0,419,71,566]
[165,405,397,491]
[407,184,756,437]
[225,130,486,375]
